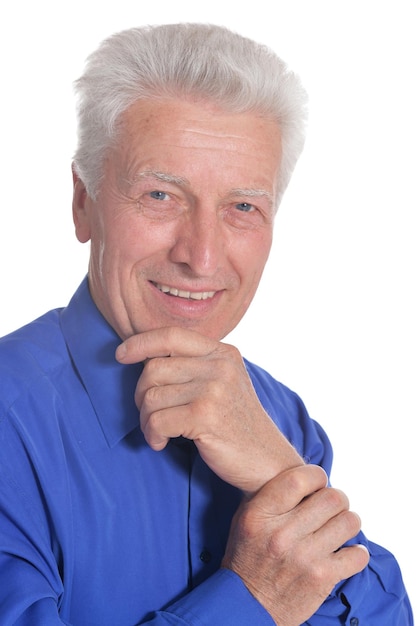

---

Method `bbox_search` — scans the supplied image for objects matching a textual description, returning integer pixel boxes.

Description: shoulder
[0,309,67,411]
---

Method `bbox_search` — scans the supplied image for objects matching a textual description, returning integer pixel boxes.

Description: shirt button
[350,619,359,626]
[199,549,212,564]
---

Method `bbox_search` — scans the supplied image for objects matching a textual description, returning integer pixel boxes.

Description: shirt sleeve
[4,569,273,626]
[0,465,66,624]
[149,569,275,625]
[306,535,415,626]
[11,599,70,626]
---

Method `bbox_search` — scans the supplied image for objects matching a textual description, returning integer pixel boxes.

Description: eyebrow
[229,188,274,202]
[125,169,274,205]
[126,169,190,187]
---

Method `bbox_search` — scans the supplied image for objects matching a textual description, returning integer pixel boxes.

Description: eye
[235,202,255,213]
[137,187,184,221]
[149,190,169,201]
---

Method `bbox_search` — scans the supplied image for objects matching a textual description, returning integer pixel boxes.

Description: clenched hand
[116,326,303,495]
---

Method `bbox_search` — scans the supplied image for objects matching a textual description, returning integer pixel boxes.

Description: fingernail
[115,343,127,361]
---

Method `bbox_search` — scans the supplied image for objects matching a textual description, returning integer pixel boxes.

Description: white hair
[73,23,308,206]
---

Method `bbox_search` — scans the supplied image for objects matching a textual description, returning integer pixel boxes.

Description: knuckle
[143,356,162,377]
[143,409,162,437]
[141,385,160,412]
[307,561,335,593]
[268,527,293,558]
[143,387,159,409]
[220,341,241,359]
[343,510,362,536]
[283,464,328,497]
[215,344,243,375]
[323,487,349,510]
[281,467,310,496]
[205,378,225,404]
[310,464,329,485]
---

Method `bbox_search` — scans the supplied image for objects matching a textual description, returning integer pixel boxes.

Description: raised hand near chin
[116,326,304,495]
[116,327,370,624]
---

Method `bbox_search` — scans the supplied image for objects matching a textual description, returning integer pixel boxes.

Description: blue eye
[149,190,168,200]
[235,202,254,212]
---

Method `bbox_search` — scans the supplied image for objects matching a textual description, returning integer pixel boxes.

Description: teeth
[155,283,216,301]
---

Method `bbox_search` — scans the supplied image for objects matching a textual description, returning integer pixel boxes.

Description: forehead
[133,94,271,124]
[111,97,282,195]
[119,96,281,152]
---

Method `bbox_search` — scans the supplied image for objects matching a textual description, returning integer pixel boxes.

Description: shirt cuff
[164,568,274,625]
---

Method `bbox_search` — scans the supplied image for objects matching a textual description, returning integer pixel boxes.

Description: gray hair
[73,23,308,206]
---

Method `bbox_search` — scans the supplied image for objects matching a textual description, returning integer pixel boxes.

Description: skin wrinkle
[73,97,281,340]
[123,170,275,216]
[124,170,274,204]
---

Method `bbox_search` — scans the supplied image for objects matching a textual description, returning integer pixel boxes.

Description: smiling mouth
[154,282,216,301]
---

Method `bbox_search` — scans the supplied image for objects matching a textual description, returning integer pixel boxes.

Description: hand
[116,326,303,495]
[222,464,370,626]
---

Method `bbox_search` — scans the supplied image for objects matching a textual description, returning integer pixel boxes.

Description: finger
[135,356,197,407]
[314,507,364,551]
[331,543,370,579]
[290,486,350,537]
[141,404,196,450]
[116,326,217,363]
[137,377,196,421]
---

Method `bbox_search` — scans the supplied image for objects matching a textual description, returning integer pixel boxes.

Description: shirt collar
[60,277,143,448]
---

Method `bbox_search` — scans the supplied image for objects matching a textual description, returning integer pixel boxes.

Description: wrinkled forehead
[111,96,282,193]
[116,94,281,148]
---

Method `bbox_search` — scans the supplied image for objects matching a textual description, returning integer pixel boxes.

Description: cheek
[104,218,177,269]
[236,233,272,284]
[88,214,131,280]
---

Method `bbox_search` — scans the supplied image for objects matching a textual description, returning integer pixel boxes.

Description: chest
[54,433,240,624]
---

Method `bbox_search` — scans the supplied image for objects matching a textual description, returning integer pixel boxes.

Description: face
[73,98,282,341]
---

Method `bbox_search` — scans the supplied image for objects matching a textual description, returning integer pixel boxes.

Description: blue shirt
[0,278,412,625]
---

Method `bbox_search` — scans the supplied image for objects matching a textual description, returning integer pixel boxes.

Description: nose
[168,206,224,276]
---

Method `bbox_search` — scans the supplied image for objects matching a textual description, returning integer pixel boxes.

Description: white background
[1,0,415,614]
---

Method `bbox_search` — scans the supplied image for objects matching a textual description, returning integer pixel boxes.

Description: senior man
[0,23,412,625]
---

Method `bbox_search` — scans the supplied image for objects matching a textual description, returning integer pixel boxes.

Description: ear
[72,164,92,243]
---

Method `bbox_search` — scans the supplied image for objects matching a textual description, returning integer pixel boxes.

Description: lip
[153,281,217,301]
[149,280,223,318]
